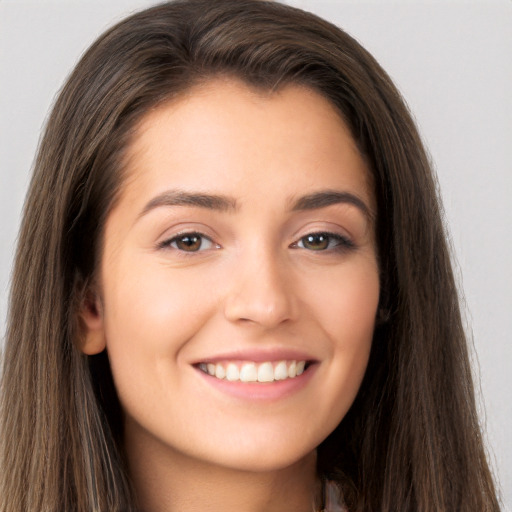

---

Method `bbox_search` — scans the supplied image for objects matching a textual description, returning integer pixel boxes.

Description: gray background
[1,0,510,508]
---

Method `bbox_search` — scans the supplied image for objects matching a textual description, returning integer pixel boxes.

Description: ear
[79,288,106,355]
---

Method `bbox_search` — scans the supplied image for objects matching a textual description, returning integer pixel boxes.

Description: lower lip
[195,364,317,402]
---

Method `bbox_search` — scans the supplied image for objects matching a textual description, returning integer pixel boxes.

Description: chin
[191,431,322,474]
[209,448,317,474]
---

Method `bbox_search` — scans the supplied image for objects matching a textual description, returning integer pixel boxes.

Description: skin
[81,79,380,512]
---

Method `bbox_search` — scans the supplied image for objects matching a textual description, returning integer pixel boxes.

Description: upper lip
[191,348,318,364]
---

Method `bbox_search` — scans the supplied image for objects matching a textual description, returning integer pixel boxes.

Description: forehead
[119,78,374,211]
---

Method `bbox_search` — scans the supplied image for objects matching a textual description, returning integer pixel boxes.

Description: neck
[125,429,320,512]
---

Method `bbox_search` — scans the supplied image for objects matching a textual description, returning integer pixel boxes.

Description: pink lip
[194,362,318,402]
[191,348,317,365]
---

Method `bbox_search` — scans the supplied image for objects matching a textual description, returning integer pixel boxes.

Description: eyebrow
[139,190,238,217]
[139,188,373,220]
[290,190,373,220]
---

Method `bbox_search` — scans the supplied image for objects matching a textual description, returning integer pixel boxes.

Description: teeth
[226,363,239,381]
[239,363,257,382]
[215,365,226,380]
[257,362,274,382]
[198,360,308,383]
[274,361,288,381]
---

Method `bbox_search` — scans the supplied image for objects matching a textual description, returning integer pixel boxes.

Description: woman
[0,0,500,510]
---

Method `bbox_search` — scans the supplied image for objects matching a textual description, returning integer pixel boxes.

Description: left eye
[161,233,216,252]
[295,232,351,251]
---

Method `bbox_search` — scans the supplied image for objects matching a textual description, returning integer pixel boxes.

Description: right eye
[159,233,217,252]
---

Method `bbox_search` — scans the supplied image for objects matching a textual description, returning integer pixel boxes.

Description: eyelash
[158,231,355,254]
[158,232,218,252]
[291,231,355,253]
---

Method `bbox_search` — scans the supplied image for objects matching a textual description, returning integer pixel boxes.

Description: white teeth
[257,362,274,382]
[239,363,257,382]
[199,360,308,383]
[274,361,288,381]
[215,365,226,379]
[226,363,239,381]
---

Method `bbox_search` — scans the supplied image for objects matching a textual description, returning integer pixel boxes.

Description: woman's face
[82,79,380,472]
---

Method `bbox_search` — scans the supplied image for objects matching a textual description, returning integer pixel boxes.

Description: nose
[223,247,298,329]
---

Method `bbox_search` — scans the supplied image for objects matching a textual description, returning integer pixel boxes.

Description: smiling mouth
[197,360,310,383]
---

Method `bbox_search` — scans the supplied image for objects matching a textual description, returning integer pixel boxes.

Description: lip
[191,348,318,365]
[193,359,319,402]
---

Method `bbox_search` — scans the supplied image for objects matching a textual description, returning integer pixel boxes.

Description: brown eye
[175,235,202,251]
[301,233,330,251]
[295,232,353,252]
[162,233,216,252]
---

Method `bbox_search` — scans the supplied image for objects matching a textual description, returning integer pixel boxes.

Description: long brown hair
[0,1,500,510]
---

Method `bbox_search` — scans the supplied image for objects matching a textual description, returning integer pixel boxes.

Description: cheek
[328,265,379,375]
[100,253,217,376]
[303,259,379,420]
[99,256,223,432]
[307,256,380,346]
